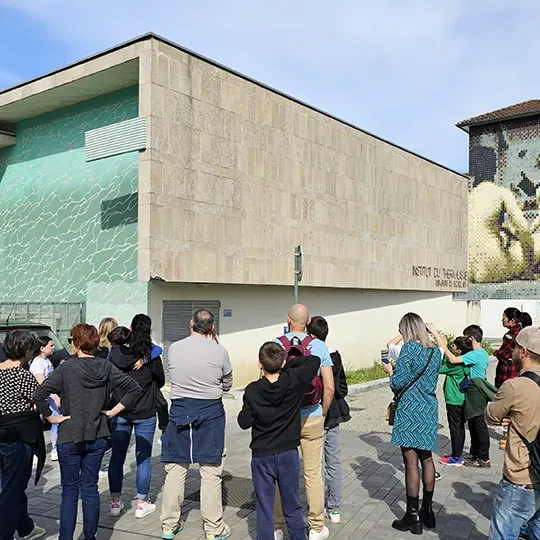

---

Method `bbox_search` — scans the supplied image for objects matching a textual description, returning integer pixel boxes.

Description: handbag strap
[394,347,436,405]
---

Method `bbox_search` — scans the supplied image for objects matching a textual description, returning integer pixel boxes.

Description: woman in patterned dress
[386,313,442,535]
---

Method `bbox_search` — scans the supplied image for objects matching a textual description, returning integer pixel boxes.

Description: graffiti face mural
[469,120,540,284]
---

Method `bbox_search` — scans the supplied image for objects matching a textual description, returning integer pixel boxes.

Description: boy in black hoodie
[238,342,319,540]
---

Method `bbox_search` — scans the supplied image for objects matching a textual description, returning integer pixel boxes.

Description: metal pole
[294,245,302,304]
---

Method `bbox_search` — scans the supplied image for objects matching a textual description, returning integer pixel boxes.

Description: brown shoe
[464,458,491,468]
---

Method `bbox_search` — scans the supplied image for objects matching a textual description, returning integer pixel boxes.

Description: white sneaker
[309,526,330,540]
[135,501,157,519]
[274,530,284,540]
[110,500,125,517]
[20,526,46,539]
[50,449,58,461]
[327,510,341,524]
[99,470,108,479]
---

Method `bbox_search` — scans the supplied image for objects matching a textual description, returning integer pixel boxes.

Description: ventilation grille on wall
[85,117,146,162]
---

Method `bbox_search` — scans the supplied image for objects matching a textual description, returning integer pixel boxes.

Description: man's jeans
[0,442,35,540]
[109,416,157,499]
[490,477,540,540]
[57,437,109,540]
[323,425,342,511]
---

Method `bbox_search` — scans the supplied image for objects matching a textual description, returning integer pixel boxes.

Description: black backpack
[513,371,540,479]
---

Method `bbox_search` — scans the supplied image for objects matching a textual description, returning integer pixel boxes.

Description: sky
[0,0,539,173]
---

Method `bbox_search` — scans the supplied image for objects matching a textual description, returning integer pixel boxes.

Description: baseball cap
[516,326,540,356]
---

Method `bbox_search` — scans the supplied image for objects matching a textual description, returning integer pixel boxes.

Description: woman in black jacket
[0,330,69,540]
[307,316,350,525]
[107,315,166,520]
[33,323,141,540]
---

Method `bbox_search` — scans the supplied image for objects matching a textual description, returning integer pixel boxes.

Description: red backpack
[277,335,323,407]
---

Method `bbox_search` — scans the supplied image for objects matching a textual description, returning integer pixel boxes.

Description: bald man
[273,304,334,540]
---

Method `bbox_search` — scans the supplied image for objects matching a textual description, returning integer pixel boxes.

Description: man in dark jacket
[307,316,350,525]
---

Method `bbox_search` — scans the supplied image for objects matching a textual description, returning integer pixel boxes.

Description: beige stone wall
[138,38,468,292]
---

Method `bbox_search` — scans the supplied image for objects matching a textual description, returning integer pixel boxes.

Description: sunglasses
[67,337,73,344]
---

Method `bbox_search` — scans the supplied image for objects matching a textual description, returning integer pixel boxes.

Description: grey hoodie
[33,356,142,445]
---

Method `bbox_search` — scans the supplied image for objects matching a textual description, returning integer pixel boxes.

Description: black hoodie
[108,346,166,421]
[238,355,320,458]
[33,356,142,445]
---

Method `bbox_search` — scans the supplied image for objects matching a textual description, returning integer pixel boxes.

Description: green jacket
[439,356,469,406]
[464,377,498,421]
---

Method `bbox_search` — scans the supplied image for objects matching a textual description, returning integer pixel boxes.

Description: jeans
[446,404,465,459]
[57,437,109,540]
[468,414,490,461]
[109,415,157,500]
[323,425,342,510]
[253,449,305,540]
[275,416,325,533]
[490,478,540,540]
[0,442,35,540]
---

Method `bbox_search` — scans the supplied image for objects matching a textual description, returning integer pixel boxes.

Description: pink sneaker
[110,501,124,517]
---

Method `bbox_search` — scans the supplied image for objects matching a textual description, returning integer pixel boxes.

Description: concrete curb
[178,357,499,401]
[223,377,391,400]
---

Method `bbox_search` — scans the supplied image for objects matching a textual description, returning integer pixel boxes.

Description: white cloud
[2,0,540,171]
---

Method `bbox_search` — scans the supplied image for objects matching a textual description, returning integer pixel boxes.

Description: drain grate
[185,474,255,510]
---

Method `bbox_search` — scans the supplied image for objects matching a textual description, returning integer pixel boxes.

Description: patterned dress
[390,342,442,451]
[494,325,521,388]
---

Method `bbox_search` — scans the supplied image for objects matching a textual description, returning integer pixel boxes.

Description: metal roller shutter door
[162,300,221,365]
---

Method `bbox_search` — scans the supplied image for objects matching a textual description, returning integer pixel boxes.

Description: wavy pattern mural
[0,86,147,323]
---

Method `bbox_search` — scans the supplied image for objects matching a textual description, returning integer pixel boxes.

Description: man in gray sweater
[160,309,233,540]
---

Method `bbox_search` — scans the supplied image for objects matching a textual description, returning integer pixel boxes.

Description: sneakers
[162,522,184,539]
[50,449,58,462]
[99,470,108,479]
[110,500,125,517]
[439,455,464,466]
[206,525,231,540]
[135,501,157,518]
[274,530,284,540]
[326,509,341,523]
[309,526,330,540]
[435,471,442,480]
[21,526,46,539]
[464,458,491,468]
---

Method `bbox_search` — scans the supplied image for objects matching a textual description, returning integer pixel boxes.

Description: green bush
[345,362,388,384]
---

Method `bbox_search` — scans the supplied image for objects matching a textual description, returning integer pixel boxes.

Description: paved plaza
[29,366,501,540]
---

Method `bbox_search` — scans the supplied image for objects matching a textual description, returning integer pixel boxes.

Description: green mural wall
[0,85,148,324]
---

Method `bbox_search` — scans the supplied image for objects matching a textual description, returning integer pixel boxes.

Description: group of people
[1,303,539,540]
[384,308,540,540]
[0,305,350,540]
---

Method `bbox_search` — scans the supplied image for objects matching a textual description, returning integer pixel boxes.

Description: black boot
[392,496,423,535]
[419,490,436,529]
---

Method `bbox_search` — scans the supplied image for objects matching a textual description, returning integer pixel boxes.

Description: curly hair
[130,314,152,362]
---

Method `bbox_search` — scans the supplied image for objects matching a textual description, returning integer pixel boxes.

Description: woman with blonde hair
[95,317,118,359]
[386,313,442,535]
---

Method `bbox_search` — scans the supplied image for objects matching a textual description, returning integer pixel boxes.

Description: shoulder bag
[387,347,435,426]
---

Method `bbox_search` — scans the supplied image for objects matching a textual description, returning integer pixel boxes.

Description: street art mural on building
[468,117,540,292]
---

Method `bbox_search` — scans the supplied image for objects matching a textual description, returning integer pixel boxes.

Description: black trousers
[446,404,466,458]
[468,414,490,461]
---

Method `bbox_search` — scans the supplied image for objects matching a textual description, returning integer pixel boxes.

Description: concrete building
[0,33,468,385]
[458,101,540,338]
